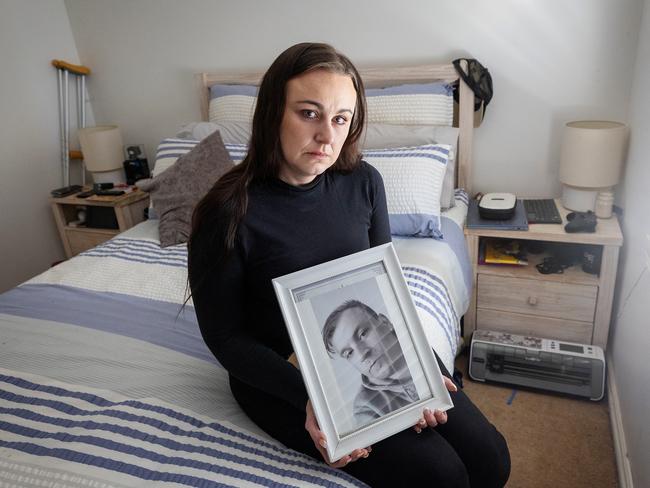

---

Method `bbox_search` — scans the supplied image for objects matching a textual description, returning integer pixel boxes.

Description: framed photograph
[273,243,453,462]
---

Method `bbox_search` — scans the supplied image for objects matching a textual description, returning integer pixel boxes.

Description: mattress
[0,194,469,487]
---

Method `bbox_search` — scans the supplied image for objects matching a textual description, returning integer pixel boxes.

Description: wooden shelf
[50,187,149,258]
[478,252,600,286]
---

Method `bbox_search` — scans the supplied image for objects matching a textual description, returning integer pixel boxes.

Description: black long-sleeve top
[189,161,391,412]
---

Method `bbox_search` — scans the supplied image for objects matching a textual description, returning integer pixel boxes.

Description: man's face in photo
[329,306,401,381]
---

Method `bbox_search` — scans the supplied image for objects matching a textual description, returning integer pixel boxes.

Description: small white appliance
[478,193,516,220]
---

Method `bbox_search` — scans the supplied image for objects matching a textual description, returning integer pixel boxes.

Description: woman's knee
[470,427,511,488]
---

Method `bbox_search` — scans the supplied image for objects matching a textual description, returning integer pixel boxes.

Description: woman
[188,42,510,487]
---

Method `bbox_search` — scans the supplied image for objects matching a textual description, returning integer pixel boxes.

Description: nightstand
[50,188,150,258]
[464,199,623,350]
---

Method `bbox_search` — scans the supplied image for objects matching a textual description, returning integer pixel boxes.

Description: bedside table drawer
[476,308,593,343]
[477,274,597,322]
[66,228,115,256]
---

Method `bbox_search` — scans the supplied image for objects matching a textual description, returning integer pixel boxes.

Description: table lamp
[559,120,628,217]
[78,125,126,184]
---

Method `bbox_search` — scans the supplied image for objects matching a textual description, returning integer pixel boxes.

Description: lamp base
[91,168,126,185]
[561,185,598,212]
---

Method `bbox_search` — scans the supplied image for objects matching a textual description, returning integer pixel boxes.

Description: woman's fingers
[416,407,449,430]
[443,376,458,392]
[305,401,371,467]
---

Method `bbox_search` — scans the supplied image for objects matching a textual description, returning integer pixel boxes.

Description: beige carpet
[455,351,618,488]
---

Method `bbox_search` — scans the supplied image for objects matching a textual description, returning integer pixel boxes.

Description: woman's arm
[366,163,391,246]
[189,232,309,412]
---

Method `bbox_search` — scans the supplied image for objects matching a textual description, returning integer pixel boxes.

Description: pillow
[206,82,453,127]
[362,124,459,209]
[365,82,453,126]
[137,131,234,247]
[208,84,257,123]
[176,121,251,145]
[363,144,451,238]
[153,138,246,177]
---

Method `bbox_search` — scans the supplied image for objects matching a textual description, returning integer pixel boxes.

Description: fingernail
[415,427,422,434]
[424,408,431,415]
[320,439,327,448]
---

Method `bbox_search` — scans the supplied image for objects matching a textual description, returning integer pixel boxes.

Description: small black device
[93,182,114,191]
[51,184,82,197]
[123,158,150,185]
[76,190,95,198]
[523,199,562,224]
[95,190,125,196]
[565,211,597,233]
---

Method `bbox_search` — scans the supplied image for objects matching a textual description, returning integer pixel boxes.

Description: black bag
[452,58,493,116]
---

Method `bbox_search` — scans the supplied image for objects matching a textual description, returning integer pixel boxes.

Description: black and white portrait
[293,262,431,436]
[274,243,453,460]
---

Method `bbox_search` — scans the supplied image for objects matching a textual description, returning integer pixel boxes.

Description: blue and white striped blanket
[0,369,367,488]
[0,198,469,487]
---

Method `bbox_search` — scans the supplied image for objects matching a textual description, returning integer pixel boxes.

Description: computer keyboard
[523,199,563,224]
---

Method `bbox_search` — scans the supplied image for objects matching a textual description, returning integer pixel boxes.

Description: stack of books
[480,239,528,266]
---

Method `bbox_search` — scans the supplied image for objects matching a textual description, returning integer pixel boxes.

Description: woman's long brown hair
[187,43,367,301]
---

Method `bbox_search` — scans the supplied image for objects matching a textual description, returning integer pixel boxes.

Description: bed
[0,60,476,487]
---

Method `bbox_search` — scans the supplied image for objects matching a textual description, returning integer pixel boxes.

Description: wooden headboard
[197,61,475,194]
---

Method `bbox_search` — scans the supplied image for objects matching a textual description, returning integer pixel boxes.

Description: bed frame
[197,61,475,194]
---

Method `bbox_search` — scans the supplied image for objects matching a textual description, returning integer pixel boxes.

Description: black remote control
[51,185,83,197]
[76,190,95,198]
[95,190,125,196]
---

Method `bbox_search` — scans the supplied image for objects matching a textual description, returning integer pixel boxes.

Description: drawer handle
[527,296,538,306]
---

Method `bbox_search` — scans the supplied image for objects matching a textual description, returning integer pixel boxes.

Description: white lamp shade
[559,120,628,188]
[78,126,124,173]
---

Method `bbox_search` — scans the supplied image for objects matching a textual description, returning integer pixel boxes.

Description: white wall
[611,0,650,485]
[0,0,88,292]
[63,0,642,197]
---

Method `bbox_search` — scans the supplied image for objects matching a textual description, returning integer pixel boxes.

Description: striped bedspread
[0,196,469,487]
[0,369,366,488]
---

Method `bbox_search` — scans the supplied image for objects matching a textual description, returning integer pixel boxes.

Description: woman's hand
[305,400,371,467]
[413,376,457,433]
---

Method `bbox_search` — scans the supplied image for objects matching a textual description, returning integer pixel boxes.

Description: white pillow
[365,82,454,126]
[176,121,251,145]
[363,144,451,238]
[362,124,459,209]
[208,84,257,124]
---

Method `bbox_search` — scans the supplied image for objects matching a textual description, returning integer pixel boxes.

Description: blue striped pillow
[363,144,451,238]
[207,82,454,126]
[208,84,257,124]
[365,82,454,126]
[153,138,246,177]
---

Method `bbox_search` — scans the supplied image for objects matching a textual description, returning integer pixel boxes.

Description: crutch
[52,60,91,187]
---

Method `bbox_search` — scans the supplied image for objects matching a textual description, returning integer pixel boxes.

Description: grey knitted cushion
[138,130,234,247]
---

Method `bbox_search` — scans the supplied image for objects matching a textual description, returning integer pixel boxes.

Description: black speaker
[123,158,151,185]
[86,206,118,229]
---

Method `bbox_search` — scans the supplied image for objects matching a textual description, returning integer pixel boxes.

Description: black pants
[231,356,510,488]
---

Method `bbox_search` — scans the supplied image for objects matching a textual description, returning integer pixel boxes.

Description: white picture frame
[273,243,453,462]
